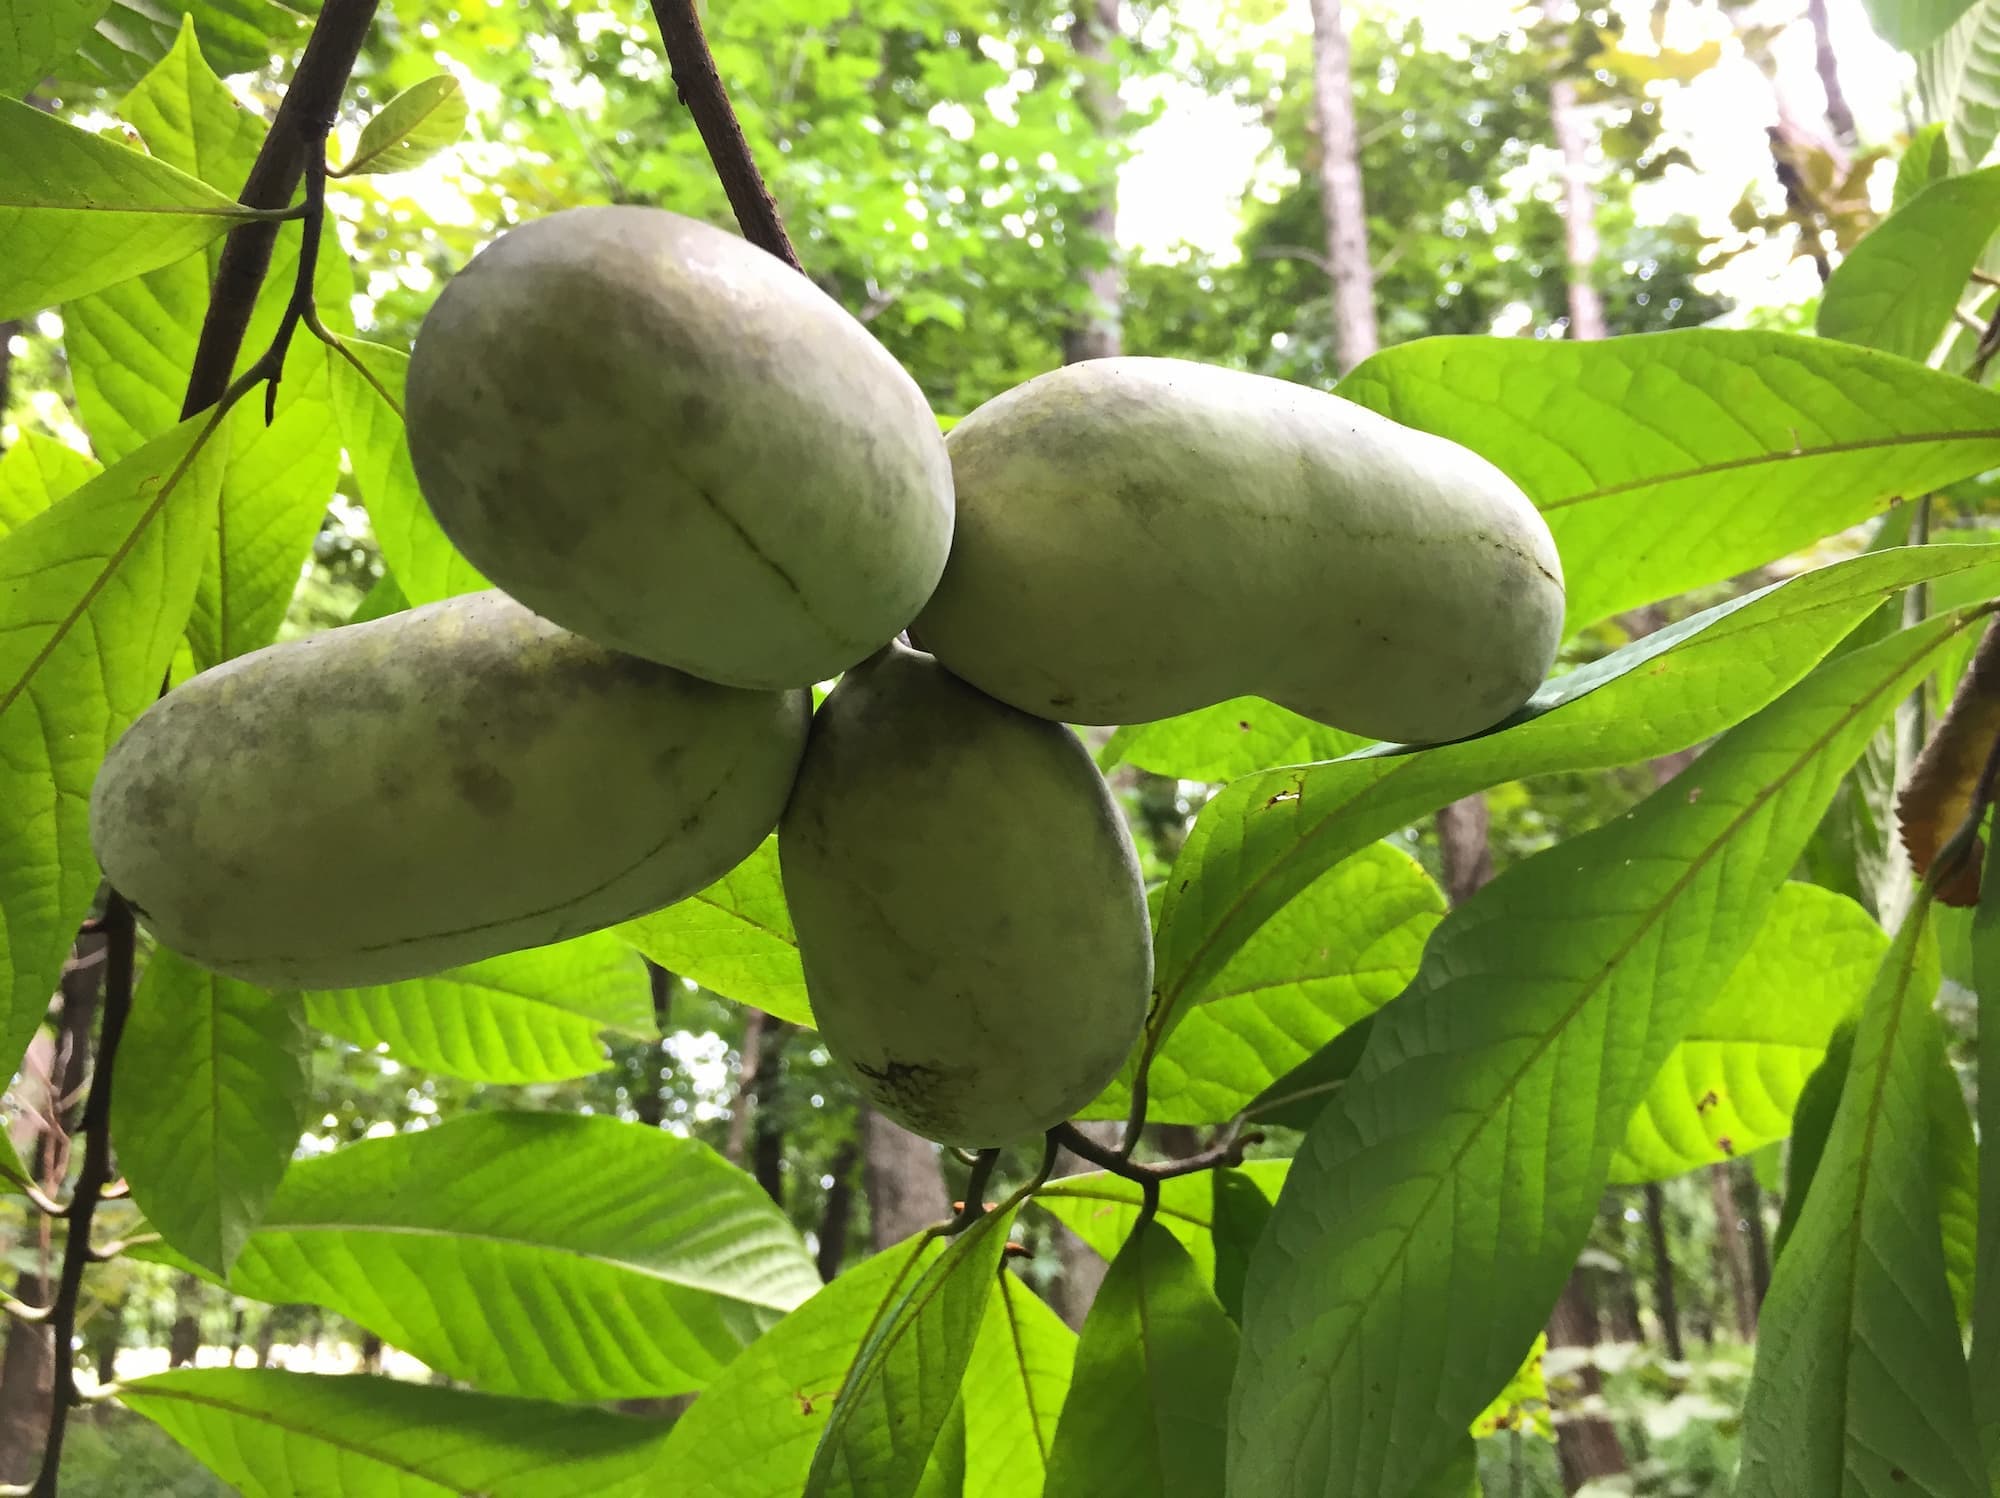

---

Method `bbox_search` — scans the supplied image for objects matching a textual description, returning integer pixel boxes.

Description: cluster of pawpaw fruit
[90,205,1565,1147]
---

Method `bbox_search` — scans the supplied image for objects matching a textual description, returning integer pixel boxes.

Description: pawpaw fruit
[90,591,809,987]
[405,205,954,690]
[913,356,1565,744]
[778,643,1150,1147]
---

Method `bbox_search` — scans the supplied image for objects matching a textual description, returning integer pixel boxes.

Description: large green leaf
[1610,882,1886,1183]
[963,1268,1075,1497]
[1922,0,2000,173]
[214,1111,822,1400]
[1209,1168,1273,1325]
[1226,615,1978,1498]
[1818,167,2000,361]
[0,416,223,1079]
[1044,1221,1238,1498]
[0,431,96,536]
[1101,699,1367,783]
[324,339,488,606]
[1893,123,1952,210]
[1033,1161,1291,1286]
[70,0,313,85]
[662,1236,942,1495]
[1084,842,1442,1124]
[121,1369,675,1497]
[806,1206,1017,1498]
[0,0,102,96]
[1336,331,2000,634]
[116,949,309,1274]
[1970,829,2000,1480]
[0,97,255,321]
[1863,0,1982,52]
[619,836,811,1027]
[1155,545,2000,1071]
[303,932,658,1084]
[1736,895,1986,1496]
[338,76,467,177]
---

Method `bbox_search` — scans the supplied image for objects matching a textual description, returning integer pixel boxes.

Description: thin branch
[1047,1121,1263,1184]
[938,1149,1003,1236]
[647,0,800,270]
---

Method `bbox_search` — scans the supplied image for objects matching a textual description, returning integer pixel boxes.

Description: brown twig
[647,0,801,270]
[1048,1120,1263,1183]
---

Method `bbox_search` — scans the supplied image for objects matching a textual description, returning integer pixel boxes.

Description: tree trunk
[1643,1182,1685,1360]
[1805,0,1858,145]
[630,961,675,1130]
[861,1108,949,1250]
[1543,0,1608,340]
[1308,0,1377,373]
[1710,1163,1759,1341]
[1743,1172,1772,1308]
[1061,0,1123,365]
[1435,795,1494,907]
[167,1273,203,1369]
[1546,1268,1629,1492]
[0,320,16,449]
[727,1010,789,1207]
[815,1138,860,1281]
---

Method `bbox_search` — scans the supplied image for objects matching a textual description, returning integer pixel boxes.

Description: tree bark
[1308,0,1378,373]
[1742,1171,1771,1308]
[1546,1268,1629,1492]
[1543,0,1608,340]
[0,320,17,451]
[1805,0,1858,146]
[1710,1163,1759,1341]
[630,960,675,1130]
[1435,795,1494,907]
[1061,0,1123,365]
[1643,1182,1686,1360]
[815,1138,860,1281]
[726,1010,789,1207]
[861,1108,950,1250]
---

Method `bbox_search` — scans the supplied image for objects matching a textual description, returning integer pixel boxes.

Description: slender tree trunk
[1643,1182,1685,1360]
[1435,796,1493,907]
[1546,1268,1630,1492]
[167,1278,202,1369]
[1061,0,1123,365]
[0,320,16,449]
[1805,0,1858,146]
[1710,1164,1759,1341]
[861,1108,949,1250]
[815,1138,860,1281]
[1308,0,1377,373]
[1543,0,1608,340]
[630,960,675,1130]
[726,1010,789,1206]
[1743,1171,1771,1308]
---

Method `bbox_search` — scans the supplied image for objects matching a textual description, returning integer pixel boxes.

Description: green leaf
[0,432,97,537]
[71,0,312,85]
[618,835,811,1026]
[1973,830,2000,1479]
[1336,330,2000,634]
[324,339,489,606]
[1922,0,2000,173]
[1818,167,2000,361]
[806,1206,1017,1498]
[346,572,407,626]
[216,1111,822,1400]
[1226,615,1977,1498]
[303,931,658,1084]
[662,1235,942,1494]
[121,1368,675,1497]
[1210,1168,1273,1325]
[1932,1033,1979,1326]
[0,0,102,96]
[1086,842,1442,1124]
[1610,882,1886,1182]
[1471,1334,1552,1442]
[1237,1016,1376,1133]
[918,1403,968,1498]
[0,416,223,1079]
[1044,1221,1238,1498]
[0,97,254,321]
[338,76,467,177]
[1773,1020,1856,1261]
[1865,0,1982,53]
[963,1269,1075,1497]
[1101,699,1368,782]
[1155,545,2000,1071]
[1033,1161,1291,1285]
[1893,123,1952,210]
[1736,893,1986,1497]
[116,949,309,1274]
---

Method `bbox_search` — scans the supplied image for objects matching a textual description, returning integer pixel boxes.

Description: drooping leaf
[1237,1016,1376,1133]
[1773,1021,1857,1261]
[0,97,254,320]
[1932,1036,1980,1326]
[0,431,97,536]
[806,1205,1017,1498]
[1210,1168,1273,1325]
[1226,615,1979,1498]
[1034,1161,1291,1285]
[1865,0,1982,55]
[212,1111,823,1400]
[1043,1221,1238,1498]
[1818,167,2000,361]
[121,1368,675,1497]
[0,0,101,98]
[661,1235,942,1495]
[1084,842,1442,1124]
[1921,0,2000,173]
[1893,124,1951,210]
[1611,882,1887,1182]
[0,416,224,1079]
[1736,893,1986,1497]
[1155,545,2000,1072]
[619,835,811,1027]
[1101,699,1368,783]
[303,931,658,1084]
[70,0,312,85]
[324,338,489,605]
[962,1268,1075,1497]
[338,76,467,176]
[116,949,309,1274]
[1336,331,2000,633]
[1972,830,2000,1478]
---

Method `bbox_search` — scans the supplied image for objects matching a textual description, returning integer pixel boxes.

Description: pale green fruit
[915,356,1565,744]
[90,591,809,987]
[405,204,954,690]
[778,644,1150,1147]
